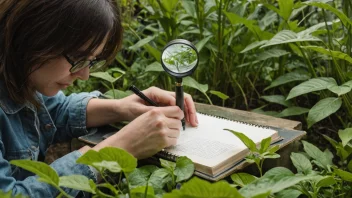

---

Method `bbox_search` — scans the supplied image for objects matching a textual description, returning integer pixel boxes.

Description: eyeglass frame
[63,54,106,73]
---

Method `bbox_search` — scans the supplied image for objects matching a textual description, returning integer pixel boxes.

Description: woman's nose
[73,66,90,80]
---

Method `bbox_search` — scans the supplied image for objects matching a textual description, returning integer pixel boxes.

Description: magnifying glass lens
[161,44,198,74]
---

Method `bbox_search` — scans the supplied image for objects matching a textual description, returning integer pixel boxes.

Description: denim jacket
[0,80,100,197]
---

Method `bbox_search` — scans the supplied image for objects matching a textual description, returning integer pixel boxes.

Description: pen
[129,85,159,107]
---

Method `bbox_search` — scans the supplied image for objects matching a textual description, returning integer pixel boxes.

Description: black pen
[129,85,159,107]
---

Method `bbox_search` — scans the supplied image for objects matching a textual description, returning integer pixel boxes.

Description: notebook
[155,113,280,178]
[78,112,283,180]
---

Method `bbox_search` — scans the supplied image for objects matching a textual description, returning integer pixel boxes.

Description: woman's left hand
[118,86,198,127]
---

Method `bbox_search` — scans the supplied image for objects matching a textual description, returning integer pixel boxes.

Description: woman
[0,0,198,197]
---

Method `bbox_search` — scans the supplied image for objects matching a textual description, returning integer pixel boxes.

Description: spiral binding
[157,112,272,161]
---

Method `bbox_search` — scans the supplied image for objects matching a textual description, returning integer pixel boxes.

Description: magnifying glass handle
[175,80,185,130]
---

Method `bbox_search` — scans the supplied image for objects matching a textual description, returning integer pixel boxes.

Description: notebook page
[163,112,278,167]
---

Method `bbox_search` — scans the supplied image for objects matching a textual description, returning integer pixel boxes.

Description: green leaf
[59,175,96,193]
[334,168,352,182]
[307,97,342,128]
[240,40,268,53]
[264,70,310,91]
[209,90,229,100]
[316,176,336,188]
[327,84,352,96]
[183,76,208,93]
[257,49,290,61]
[128,165,159,187]
[149,168,173,190]
[145,61,164,72]
[240,167,314,197]
[90,72,120,83]
[348,160,352,172]
[76,147,137,173]
[261,95,292,107]
[301,2,352,27]
[302,46,352,64]
[181,0,196,18]
[225,130,258,152]
[174,157,195,182]
[164,177,243,198]
[302,141,333,170]
[144,44,161,62]
[268,145,280,153]
[231,173,256,187]
[129,36,156,51]
[160,158,176,172]
[260,137,272,154]
[260,30,321,48]
[275,189,301,198]
[130,186,155,198]
[338,128,352,147]
[287,77,337,100]
[10,160,59,186]
[276,107,309,118]
[159,0,178,13]
[278,0,294,21]
[195,36,213,52]
[104,89,132,99]
[290,153,312,175]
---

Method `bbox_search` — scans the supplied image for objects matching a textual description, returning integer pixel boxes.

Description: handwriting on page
[169,137,234,159]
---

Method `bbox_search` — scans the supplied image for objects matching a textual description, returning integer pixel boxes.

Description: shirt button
[45,124,52,130]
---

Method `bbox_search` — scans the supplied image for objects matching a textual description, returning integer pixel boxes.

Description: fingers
[154,106,184,120]
[184,93,198,127]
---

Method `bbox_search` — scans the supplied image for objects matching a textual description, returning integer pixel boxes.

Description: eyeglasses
[63,54,107,73]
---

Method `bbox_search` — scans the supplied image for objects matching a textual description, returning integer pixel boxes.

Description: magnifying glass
[161,39,199,130]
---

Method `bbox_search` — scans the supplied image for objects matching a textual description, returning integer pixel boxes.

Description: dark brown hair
[0,0,123,106]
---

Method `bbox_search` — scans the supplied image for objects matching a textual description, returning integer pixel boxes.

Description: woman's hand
[93,106,184,159]
[117,86,198,127]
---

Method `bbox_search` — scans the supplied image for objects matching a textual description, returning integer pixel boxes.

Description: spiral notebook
[155,112,280,179]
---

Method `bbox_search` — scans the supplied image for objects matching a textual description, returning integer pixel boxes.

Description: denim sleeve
[0,147,97,197]
[42,91,101,142]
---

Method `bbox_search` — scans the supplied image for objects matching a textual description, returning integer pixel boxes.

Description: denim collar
[0,80,36,114]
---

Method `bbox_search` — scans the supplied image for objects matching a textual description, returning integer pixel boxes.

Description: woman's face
[28,39,107,97]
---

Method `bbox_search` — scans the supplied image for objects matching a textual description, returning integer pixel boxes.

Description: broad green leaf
[240,167,314,197]
[129,36,156,51]
[276,107,309,118]
[77,147,137,173]
[334,168,352,182]
[327,84,351,96]
[338,128,352,147]
[286,77,337,100]
[301,46,352,64]
[298,20,337,37]
[160,158,176,172]
[159,0,178,13]
[10,160,59,186]
[275,189,301,198]
[209,90,229,100]
[195,36,213,52]
[231,173,256,187]
[290,153,312,175]
[278,0,294,21]
[302,141,333,169]
[128,165,159,187]
[174,157,195,182]
[225,130,258,152]
[144,44,161,62]
[149,168,173,190]
[183,76,208,93]
[130,186,155,198]
[260,137,272,154]
[145,62,164,72]
[257,49,290,61]
[261,30,321,48]
[240,40,268,53]
[59,175,96,193]
[181,0,196,18]
[301,2,352,27]
[268,145,280,153]
[322,134,338,148]
[348,160,352,172]
[164,177,243,198]
[264,70,311,91]
[90,72,120,83]
[307,97,342,128]
[261,95,292,107]
[316,176,336,188]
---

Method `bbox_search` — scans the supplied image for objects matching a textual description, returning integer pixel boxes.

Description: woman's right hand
[92,106,184,159]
